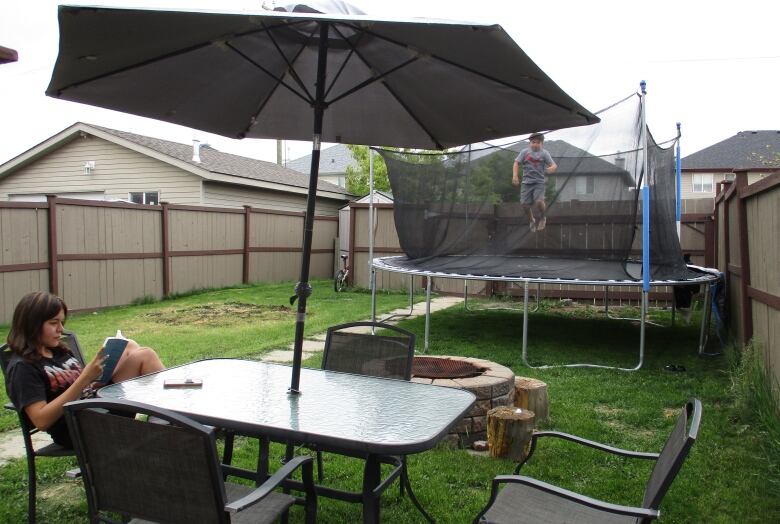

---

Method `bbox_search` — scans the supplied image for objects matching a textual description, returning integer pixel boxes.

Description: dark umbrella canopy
[47,5,598,392]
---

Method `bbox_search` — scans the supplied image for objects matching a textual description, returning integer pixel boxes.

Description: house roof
[286,143,359,175]
[682,130,780,171]
[0,123,348,200]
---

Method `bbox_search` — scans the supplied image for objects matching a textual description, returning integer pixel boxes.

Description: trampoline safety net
[379,93,700,283]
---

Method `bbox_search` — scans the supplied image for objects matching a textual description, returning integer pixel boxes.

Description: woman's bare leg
[112,340,164,382]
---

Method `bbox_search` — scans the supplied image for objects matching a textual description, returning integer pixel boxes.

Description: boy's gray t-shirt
[515,148,553,184]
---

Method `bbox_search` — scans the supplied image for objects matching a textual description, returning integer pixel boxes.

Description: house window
[575,176,595,195]
[692,174,713,193]
[129,191,159,205]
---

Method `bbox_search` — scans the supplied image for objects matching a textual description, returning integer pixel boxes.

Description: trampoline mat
[377,255,710,284]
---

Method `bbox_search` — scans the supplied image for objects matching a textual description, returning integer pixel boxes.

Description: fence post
[46,195,58,296]
[161,202,171,296]
[243,205,251,284]
[348,204,356,286]
[734,170,753,345]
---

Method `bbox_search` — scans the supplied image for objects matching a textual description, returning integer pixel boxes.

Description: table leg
[362,455,381,524]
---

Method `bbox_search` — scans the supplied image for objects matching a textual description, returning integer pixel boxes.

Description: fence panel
[0,199,338,323]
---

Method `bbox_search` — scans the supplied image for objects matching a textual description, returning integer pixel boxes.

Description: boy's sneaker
[536,216,546,231]
[529,219,537,233]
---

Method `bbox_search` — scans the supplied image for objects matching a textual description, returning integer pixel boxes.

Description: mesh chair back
[65,399,229,524]
[322,322,415,380]
[60,330,85,366]
[642,398,702,509]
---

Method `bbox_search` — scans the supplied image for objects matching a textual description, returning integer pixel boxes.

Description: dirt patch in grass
[143,302,293,326]
[595,405,625,416]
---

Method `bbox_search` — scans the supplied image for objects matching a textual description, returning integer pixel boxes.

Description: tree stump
[486,406,535,462]
[514,377,549,423]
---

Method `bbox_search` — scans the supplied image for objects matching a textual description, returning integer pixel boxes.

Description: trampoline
[366,85,722,371]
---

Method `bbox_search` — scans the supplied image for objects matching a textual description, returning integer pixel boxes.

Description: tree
[345,145,390,196]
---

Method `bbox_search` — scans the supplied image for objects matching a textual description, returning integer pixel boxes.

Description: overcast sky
[1,0,777,166]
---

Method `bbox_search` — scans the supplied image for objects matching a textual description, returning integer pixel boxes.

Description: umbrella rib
[322,24,363,101]
[48,40,221,97]
[226,42,312,106]
[260,21,317,103]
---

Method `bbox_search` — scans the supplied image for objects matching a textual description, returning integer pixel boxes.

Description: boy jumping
[512,132,557,232]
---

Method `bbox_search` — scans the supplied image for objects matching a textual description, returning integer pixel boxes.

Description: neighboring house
[681,130,780,200]
[0,122,349,215]
[467,140,634,203]
[285,143,359,189]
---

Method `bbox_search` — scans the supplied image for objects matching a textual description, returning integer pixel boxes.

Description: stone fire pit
[411,356,515,447]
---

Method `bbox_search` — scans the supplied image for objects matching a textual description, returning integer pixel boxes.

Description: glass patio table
[98,358,476,523]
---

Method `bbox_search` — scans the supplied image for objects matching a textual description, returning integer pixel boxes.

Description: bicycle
[334,254,349,292]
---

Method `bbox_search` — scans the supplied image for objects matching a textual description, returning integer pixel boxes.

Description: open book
[96,330,129,383]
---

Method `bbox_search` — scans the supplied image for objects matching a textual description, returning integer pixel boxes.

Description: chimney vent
[192,139,201,163]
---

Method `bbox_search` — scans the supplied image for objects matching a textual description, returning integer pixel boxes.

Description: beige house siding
[203,181,342,216]
[0,135,203,204]
[681,171,769,200]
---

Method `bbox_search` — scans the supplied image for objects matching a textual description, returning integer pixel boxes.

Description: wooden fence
[714,171,780,386]
[348,201,714,305]
[0,197,337,323]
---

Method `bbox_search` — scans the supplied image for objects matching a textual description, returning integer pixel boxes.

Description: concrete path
[0,295,464,464]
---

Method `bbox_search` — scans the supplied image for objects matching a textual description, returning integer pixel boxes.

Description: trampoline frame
[370,255,720,371]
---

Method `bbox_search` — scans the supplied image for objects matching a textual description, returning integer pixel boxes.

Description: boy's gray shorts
[520,182,545,205]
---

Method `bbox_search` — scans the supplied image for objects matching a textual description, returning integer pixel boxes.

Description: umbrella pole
[290,23,330,394]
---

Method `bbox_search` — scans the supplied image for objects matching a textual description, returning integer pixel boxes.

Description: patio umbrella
[46,5,598,393]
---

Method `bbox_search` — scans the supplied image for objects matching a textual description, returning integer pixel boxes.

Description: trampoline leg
[521,281,530,367]
[424,278,432,353]
[464,280,469,310]
[698,283,721,356]
[636,291,646,371]
[370,268,377,324]
[604,286,609,315]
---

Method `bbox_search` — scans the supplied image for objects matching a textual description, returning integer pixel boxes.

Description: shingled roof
[682,130,780,171]
[92,125,346,193]
[286,143,359,175]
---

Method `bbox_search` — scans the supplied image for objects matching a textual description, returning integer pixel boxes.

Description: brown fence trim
[0,262,49,272]
[747,286,780,311]
[740,172,780,200]
[0,201,50,209]
[56,198,159,210]
[168,249,244,257]
[353,246,405,253]
[243,206,251,284]
[46,195,58,295]
[735,171,753,343]
[58,253,162,261]
[250,208,304,217]
[166,204,245,214]
[161,203,171,296]
[348,206,356,286]
[247,247,334,254]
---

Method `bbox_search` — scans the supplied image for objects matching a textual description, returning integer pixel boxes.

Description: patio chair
[313,321,434,515]
[1,330,84,524]
[473,398,702,524]
[64,398,317,524]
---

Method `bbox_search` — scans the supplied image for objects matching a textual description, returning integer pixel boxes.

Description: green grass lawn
[1,286,778,523]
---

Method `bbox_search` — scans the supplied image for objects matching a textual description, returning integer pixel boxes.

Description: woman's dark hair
[7,291,68,362]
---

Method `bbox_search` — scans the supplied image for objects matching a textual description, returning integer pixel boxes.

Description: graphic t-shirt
[7,349,83,447]
[515,148,554,184]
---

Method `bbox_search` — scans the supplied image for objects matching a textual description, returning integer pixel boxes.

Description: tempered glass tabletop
[99,358,475,455]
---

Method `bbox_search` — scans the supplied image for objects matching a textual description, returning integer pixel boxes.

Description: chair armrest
[533,430,659,459]
[225,455,315,513]
[493,475,659,520]
[515,430,658,474]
